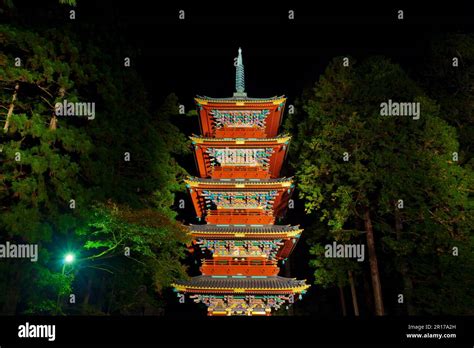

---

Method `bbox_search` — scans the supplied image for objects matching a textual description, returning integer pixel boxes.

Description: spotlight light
[64,253,75,264]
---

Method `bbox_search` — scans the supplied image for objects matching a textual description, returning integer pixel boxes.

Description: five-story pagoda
[172,48,309,316]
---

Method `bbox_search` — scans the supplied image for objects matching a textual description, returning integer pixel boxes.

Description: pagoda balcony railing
[202,259,277,267]
[211,164,270,173]
[208,209,273,216]
[201,259,279,276]
[212,166,267,172]
[214,128,267,138]
[211,166,271,179]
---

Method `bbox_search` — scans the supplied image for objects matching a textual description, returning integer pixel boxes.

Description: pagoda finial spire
[234,47,247,98]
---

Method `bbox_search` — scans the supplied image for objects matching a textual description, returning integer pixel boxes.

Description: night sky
[14,2,474,108]
[101,3,473,109]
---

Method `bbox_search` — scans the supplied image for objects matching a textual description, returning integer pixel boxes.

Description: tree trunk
[83,277,93,306]
[394,206,416,315]
[363,207,385,315]
[4,83,19,132]
[348,270,360,316]
[49,114,57,130]
[363,270,374,314]
[49,87,65,130]
[338,285,347,317]
[97,275,107,312]
[1,262,21,314]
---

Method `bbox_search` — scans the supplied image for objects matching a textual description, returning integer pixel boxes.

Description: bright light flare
[64,253,75,264]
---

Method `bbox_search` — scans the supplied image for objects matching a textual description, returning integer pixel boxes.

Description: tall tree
[0,20,191,315]
[288,56,474,315]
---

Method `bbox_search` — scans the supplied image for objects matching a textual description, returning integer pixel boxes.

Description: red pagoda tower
[172,48,309,316]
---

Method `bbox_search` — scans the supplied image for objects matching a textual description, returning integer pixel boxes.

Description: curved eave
[189,230,303,239]
[190,134,291,144]
[172,276,310,294]
[172,284,310,294]
[185,177,294,188]
[195,96,286,106]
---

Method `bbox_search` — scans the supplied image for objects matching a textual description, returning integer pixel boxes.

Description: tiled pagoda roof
[173,275,309,293]
[188,224,300,233]
[185,177,293,185]
[190,134,291,144]
[195,95,286,104]
[188,224,303,238]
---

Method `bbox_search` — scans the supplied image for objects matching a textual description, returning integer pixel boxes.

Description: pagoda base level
[172,275,309,316]
[209,312,271,316]
[193,294,287,316]
[207,296,272,317]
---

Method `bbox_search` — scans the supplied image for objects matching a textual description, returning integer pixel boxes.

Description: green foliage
[77,203,189,292]
[0,21,190,315]
[290,55,474,314]
[58,0,77,5]
[309,244,361,288]
[419,34,474,164]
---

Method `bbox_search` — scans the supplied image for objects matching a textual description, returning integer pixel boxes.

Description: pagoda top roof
[190,134,291,144]
[195,95,286,105]
[195,49,286,107]
[173,275,309,294]
[185,177,293,187]
[188,224,302,238]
